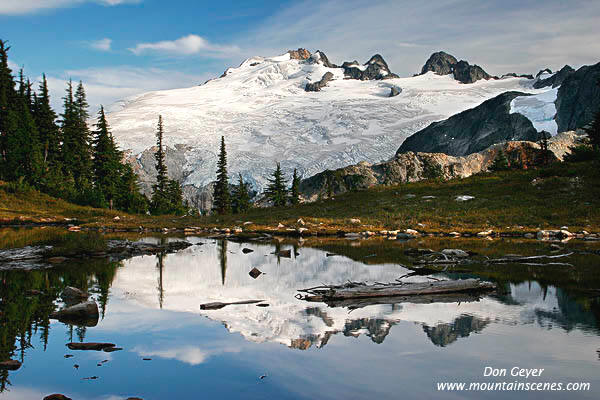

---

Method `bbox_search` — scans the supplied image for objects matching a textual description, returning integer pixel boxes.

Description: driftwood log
[200,299,265,310]
[320,292,488,310]
[297,278,495,302]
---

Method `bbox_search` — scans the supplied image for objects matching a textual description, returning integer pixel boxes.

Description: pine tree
[290,168,300,205]
[92,106,122,208]
[585,109,600,150]
[213,136,231,215]
[34,74,60,168]
[265,162,288,207]
[489,149,510,171]
[150,115,171,214]
[0,39,17,179]
[538,130,552,165]
[232,173,250,213]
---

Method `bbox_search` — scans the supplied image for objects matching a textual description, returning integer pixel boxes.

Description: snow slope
[106,51,558,200]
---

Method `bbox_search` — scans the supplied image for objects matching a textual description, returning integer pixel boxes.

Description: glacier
[105,51,559,205]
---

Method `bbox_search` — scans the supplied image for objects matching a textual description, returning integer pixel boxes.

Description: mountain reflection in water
[1,236,599,399]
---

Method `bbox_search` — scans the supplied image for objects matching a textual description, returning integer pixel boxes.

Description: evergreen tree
[538,130,552,165]
[232,173,250,213]
[92,106,122,208]
[290,168,300,205]
[166,179,186,215]
[489,149,510,171]
[213,136,231,215]
[34,74,60,168]
[0,39,17,179]
[585,109,600,150]
[265,162,288,207]
[150,115,170,214]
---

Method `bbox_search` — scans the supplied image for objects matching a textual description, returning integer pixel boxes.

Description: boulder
[441,249,469,257]
[455,195,475,202]
[389,87,401,97]
[61,286,88,302]
[44,395,72,400]
[50,301,99,326]
[305,72,334,92]
[242,248,254,254]
[249,267,262,279]
[0,360,21,370]
[66,342,116,351]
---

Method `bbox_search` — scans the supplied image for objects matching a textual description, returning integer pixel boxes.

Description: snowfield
[106,51,560,197]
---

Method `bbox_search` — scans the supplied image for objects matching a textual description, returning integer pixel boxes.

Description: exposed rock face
[420,51,492,83]
[389,87,401,97]
[533,65,575,89]
[453,60,492,84]
[310,50,336,68]
[421,51,458,75]
[536,68,552,77]
[299,132,578,200]
[50,301,100,327]
[397,91,539,156]
[342,54,399,80]
[305,72,334,92]
[555,62,600,132]
[501,73,534,79]
[288,48,311,60]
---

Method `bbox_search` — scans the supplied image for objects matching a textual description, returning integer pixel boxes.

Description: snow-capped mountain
[106,49,559,209]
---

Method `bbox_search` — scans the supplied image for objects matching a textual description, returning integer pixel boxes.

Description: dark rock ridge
[421,51,458,75]
[453,60,492,84]
[305,72,334,92]
[420,51,492,84]
[501,73,534,79]
[341,54,399,80]
[555,62,600,132]
[310,50,336,68]
[298,132,578,200]
[536,68,552,77]
[533,65,575,89]
[397,91,539,156]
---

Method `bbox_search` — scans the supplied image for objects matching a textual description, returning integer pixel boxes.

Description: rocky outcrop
[453,60,492,84]
[420,51,492,83]
[288,48,311,60]
[389,87,401,97]
[309,50,336,68]
[533,65,575,89]
[342,54,399,80]
[536,68,552,77]
[50,301,100,327]
[305,72,334,92]
[555,62,600,132]
[397,91,539,156]
[421,51,458,75]
[501,73,534,79]
[299,132,579,200]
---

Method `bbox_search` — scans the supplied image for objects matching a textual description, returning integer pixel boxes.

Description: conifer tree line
[212,136,301,215]
[0,39,146,213]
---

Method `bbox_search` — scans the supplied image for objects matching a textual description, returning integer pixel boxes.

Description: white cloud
[44,65,214,113]
[89,38,112,51]
[0,0,140,15]
[129,34,240,58]
[133,344,242,366]
[237,0,600,77]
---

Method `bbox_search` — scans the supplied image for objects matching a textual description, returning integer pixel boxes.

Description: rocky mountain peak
[420,51,492,84]
[288,48,311,60]
[341,54,398,80]
[421,51,458,75]
[533,65,575,89]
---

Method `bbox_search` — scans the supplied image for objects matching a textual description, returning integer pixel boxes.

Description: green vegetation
[489,149,510,171]
[290,168,300,205]
[2,159,599,234]
[213,135,231,215]
[149,116,185,215]
[265,162,288,206]
[232,173,251,214]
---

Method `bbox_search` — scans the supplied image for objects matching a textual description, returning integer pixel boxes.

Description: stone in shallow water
[249,268,263,279]
[0,360,21,370]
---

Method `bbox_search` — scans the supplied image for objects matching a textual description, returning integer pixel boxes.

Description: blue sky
[2,0,600,111]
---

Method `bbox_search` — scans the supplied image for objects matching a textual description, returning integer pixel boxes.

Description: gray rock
[533,65,575,89]
[50,301,99,326]
[421,51,458,75]
[453,60,492,84]
[535,68,552,77]
[555,62,600,133]
[441,249,470,258]
[342,54,399,81]
[397,91,539,156]
[389,87,401,97]
[62,286,88,302]
[305,72,334,92]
